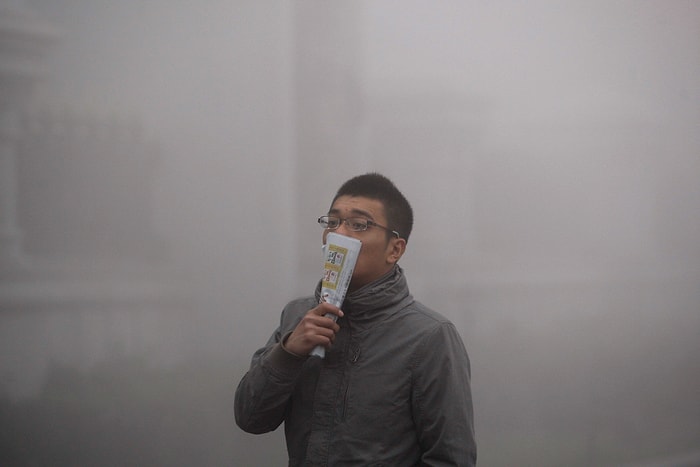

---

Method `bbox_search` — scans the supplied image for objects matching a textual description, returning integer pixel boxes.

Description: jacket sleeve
[412,322,477,467]
[234,306,308,434]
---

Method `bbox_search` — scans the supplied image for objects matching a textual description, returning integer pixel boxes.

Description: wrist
[281,332,306,358]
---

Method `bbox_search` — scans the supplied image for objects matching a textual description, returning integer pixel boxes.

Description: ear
[386,237,407,265]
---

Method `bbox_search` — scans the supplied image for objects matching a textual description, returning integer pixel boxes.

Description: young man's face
[323,195,406,291]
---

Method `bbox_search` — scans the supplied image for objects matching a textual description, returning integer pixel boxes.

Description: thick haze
[7,1,700,465]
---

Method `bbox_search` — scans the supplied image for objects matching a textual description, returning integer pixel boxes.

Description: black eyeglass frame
[318,215,400,239]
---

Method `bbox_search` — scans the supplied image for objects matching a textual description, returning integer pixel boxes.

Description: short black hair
[331,173,414,242]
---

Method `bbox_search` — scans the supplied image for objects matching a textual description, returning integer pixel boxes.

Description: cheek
[353,248,369,268]
[356,243,380,266]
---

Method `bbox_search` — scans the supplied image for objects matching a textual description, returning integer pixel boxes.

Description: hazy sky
[7,3,700,464]
[30,1,700,130]
[19,0,700,346]
[363,1,700,125]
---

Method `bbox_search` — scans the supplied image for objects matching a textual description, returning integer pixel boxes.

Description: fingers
[314,301,344,319]
[284,304,344,356]
[304,304,342,336]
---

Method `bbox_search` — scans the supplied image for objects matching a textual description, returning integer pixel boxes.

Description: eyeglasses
[318,215,400,238]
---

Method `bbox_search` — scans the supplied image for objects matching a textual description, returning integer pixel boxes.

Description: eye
[348,218,368,231]
[326,217,340,229]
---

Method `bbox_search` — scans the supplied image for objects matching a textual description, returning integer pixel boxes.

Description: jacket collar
[315,265,413,328]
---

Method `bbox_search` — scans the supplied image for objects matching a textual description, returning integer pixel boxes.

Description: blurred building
[0,4,192,400]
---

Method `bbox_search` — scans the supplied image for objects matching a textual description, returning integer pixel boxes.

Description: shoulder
[283,295,317,312]
[401,301,468,355]
[279,296,317,329]
[401,300,454,330]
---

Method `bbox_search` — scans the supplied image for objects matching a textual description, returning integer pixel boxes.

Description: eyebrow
[328,207,375,220]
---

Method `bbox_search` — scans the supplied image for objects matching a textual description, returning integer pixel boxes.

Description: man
[235,173,476,466]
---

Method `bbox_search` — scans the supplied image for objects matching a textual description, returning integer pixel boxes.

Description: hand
[284,302,344,356]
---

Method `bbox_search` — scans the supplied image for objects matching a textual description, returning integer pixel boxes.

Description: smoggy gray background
[2,1,699,466]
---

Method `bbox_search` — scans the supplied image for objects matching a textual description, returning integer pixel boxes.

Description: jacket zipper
[340,326,359,422]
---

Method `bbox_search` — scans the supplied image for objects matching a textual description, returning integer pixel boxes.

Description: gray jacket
[235,266,476,466]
